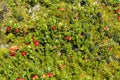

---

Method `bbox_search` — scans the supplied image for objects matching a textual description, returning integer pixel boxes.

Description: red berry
[10,52,15,56]
[116,8,120,13]
[6,26,11,31]
[108,46,112,51]
[21,78,25,80]
[61,64,65,68]
[65,36,71,41]
[51,26,56,30]
[32,36,35,40]
[16,78,25,80]
[32,74,39,80]
[58,7,64,11]
[16,78,20,80]
[104,26,109,31]
[118,4,120,7]
[9,45,19,52]
[46,73,53,77]
[15,29,19,33]
[21,51,27,56]
[33,40,39,46]
[117,16,120,20]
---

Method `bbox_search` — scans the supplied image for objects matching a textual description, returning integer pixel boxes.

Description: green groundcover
[0,0,120,80]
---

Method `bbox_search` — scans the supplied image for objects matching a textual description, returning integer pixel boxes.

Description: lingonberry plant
[0,0,120,80]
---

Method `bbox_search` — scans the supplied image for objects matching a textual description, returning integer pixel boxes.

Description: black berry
[17,16,23,21]
[3,54,9,58]
[80,0,86,6]
[97,12,102,18]
[69,19,74,24]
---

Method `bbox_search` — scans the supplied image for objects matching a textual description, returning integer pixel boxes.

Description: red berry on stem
[16,78,19,80]
[104,26,109,31]
[51,26,56,30]
[61,64,65,68]
[16,78,25,80]
[117,16,120,20]
[58,7,64,11]
[33,40,39,46]
[21,51,27,56]
[108,46,112,51]
[46,73,53,77]
[32,74,39,80]
[10,52,15,56]
[6,26,11,31]
[21,78,25,80]
[65,36,71,41]
[9,45,19,52]
[15,29,19,33]
[32,36,35,40]
[116,8,120,13]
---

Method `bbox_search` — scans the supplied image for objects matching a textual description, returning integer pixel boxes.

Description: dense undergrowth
[0,0,120,80]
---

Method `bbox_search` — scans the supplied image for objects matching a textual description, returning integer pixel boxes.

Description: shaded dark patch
[113,32,119,42]
[60,49,67,54]
[94,42,99,47]
[104,31,108,36]
[28,1,36,7]
[35,49,39,52]
[85,34,91,39]
[106,58,111,64]
[72,45,78,49]
[29,68,33,72]
[81,32,86,36]
[93,22,96,25]
[7,39,14,43]
[89,47,94,52]
[5,31,10,35]
[0,11,4,21]
[98,52,102,56]
[95,58,101,62]
[101,0,107,6]
[70,0,74,4]
[91,15,97,19]
[0,70,4,74]
[117,41,120,45]
[3,5,7,12]
[14,0,18,6]
[28,28,36,32]
[80,0,86,6]
[27,55,34,60]
[72,45,78,52]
